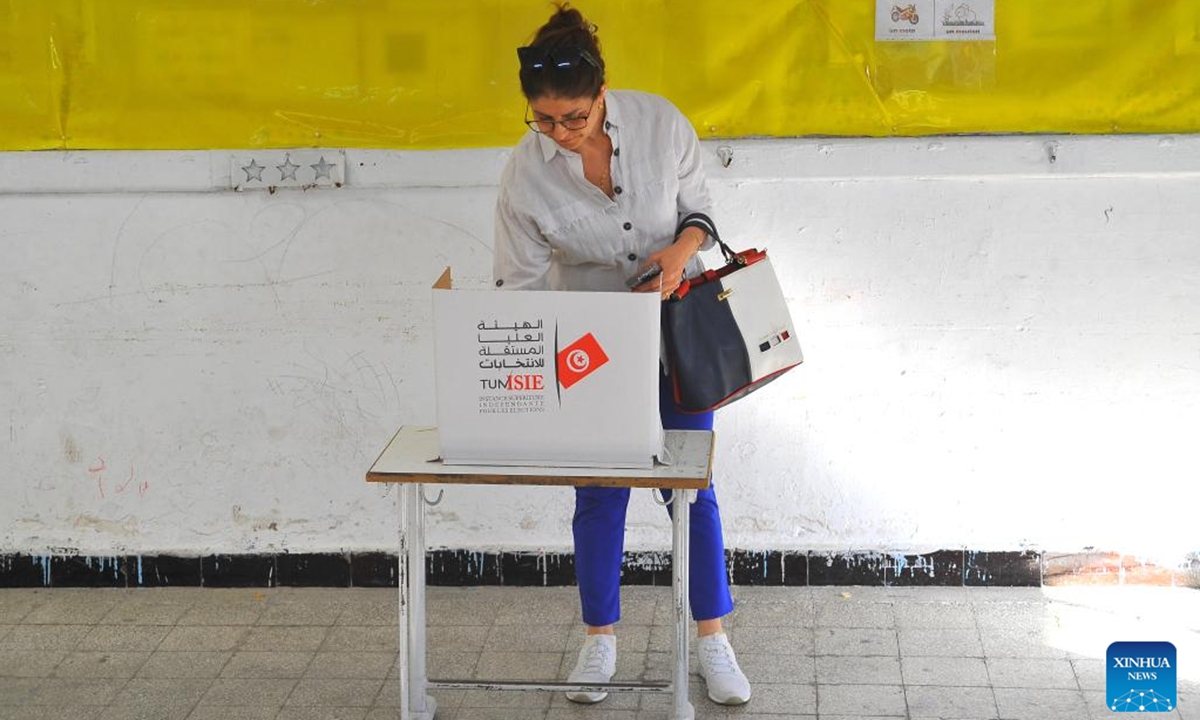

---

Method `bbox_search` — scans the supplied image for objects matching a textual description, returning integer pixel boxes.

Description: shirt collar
[535,91,621,163]
[602,90,622,132]
[537,130,561,163]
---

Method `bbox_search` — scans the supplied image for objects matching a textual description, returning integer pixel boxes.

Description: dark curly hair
[519,3,606,100]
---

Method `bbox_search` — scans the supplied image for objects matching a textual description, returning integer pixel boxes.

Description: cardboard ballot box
[432,269,663,468]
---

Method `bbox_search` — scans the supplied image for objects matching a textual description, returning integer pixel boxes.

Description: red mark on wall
[87,456,107,498]
[114,465,134,494]
[85,456,148,500]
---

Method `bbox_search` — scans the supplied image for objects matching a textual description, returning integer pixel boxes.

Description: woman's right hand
[634,227,704,299]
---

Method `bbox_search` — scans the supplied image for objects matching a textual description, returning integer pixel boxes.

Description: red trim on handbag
[686,248,769,289]
[676,361,802,414]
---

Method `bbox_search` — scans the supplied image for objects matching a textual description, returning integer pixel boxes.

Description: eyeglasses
[525,95,599,134]
[517,45,600,71]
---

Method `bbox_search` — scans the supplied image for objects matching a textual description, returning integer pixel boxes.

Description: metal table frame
[367,426,716,720]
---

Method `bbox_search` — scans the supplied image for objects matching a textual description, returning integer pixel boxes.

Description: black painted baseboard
[0,549,1042,589]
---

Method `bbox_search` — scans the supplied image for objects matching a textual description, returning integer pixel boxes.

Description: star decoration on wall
[277,155,300,182]
[311,156,334,180]
[241,159,265,182]
[231,152,342,191]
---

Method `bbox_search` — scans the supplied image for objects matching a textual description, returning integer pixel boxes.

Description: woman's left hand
[633,227,705,299]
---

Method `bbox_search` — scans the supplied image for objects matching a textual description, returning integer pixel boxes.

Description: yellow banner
[2,1,1198,150]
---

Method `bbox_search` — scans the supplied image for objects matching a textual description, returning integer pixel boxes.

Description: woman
[493,4,752,707]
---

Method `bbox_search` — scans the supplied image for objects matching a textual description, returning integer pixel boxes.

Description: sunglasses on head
[517,45,600,71]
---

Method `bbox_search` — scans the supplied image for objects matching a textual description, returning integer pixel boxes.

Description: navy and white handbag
[661,213,803,413]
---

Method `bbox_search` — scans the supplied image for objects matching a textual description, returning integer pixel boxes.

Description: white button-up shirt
[493,90,715,292]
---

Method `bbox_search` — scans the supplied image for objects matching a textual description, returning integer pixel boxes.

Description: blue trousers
[572,373,734,626]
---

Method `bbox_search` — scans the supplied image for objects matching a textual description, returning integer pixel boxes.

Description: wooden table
[367,426,715,720]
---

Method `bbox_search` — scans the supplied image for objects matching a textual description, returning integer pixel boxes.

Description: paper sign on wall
[876,0,935,41]
[431,272,663,468]
[934,0,994,40]
[876,0,995,41]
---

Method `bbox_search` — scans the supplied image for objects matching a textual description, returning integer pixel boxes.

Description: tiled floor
[0,584,1197,719]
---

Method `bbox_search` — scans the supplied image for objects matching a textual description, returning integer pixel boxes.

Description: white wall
[3,136,1198,559]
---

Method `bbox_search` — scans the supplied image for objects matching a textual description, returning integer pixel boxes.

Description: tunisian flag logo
[557,332,609,389]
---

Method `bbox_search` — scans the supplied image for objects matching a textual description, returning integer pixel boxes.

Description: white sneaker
[565,633,616,704]
[697,632,751,705]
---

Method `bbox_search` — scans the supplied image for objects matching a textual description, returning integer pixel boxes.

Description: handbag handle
[676,212,738,264]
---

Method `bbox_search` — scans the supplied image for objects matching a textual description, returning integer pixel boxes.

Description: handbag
[661,212,803,413]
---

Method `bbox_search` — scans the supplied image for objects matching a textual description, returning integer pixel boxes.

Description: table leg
[671,488,696,720]
[400,483,437,720]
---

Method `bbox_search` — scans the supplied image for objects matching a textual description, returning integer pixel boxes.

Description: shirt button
[605,121,611,130]
[613,148,620,157]
[614,186,623,194]
[623,222,632,231]
[628,253,637,261]
[495,279,504,287]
